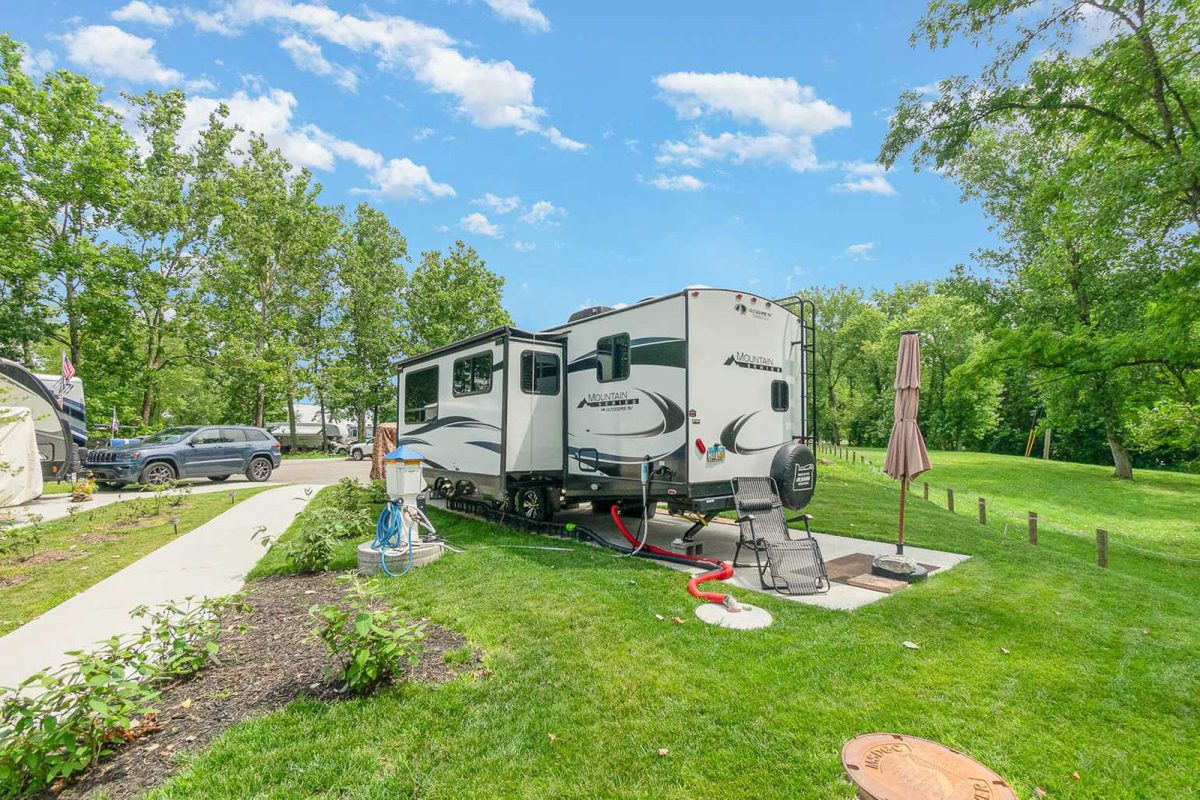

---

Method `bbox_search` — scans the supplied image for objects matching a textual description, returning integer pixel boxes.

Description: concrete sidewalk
[0,483,320,688]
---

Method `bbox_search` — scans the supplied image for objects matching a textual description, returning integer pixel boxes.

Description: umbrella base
[871,554,928,583]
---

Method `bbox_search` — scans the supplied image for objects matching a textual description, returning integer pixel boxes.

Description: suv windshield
[139,427,197,445]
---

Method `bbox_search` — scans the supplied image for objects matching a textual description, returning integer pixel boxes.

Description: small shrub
[0,524,41,562]
[0,594,241,798]
[310,577,425,695]
[70,478,96,502]
[254,505,372,573]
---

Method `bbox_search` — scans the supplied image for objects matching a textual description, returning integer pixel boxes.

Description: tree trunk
[1104,415,1134,480]
[286,392,299,453]
[826,383,840,444]
[255,382,265,429]
[318,390,328,454]
[357,408,367,444]
[140,385,154,426]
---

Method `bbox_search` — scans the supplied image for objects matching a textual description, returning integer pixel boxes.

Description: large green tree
[405,241,512,353]
[328,203,408,439]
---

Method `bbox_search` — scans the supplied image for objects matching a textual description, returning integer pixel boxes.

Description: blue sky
[3,0,998,330]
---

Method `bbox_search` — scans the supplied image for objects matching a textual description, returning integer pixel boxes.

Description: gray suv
[85,425,282,489]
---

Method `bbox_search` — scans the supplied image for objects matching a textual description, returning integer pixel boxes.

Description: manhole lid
[841,734,1017,800]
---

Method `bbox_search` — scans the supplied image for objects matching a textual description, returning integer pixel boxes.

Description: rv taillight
[695,438,706,455]
[735,293,743,300]
[691,291,699,297]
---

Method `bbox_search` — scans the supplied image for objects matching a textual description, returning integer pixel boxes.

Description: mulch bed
[53,571,479,800]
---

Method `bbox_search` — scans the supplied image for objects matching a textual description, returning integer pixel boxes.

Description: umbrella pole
[898,477,907,554]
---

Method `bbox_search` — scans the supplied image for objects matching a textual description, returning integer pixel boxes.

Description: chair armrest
[785,513,813,540]
[736,514,756,524]
[785,513,813,525]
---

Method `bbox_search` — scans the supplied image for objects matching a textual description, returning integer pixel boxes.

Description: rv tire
[515,487,550,523]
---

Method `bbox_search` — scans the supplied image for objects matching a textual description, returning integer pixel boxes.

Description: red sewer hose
[609,505,736,606]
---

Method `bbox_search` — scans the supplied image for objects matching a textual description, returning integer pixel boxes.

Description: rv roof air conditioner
[567,305,614,323]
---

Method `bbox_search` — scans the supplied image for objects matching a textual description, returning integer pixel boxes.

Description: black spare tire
[770,442,816,509]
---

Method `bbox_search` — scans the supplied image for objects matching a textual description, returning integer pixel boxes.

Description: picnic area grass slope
[852,446,1200,558]
[152,468,1197,800]
[0,487,270,636]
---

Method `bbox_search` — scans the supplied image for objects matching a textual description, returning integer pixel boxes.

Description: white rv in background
[1,359,77,481]
[393,288,817,522]
[35,372,86,447]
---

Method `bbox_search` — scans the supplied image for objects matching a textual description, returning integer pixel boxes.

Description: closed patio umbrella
[883,331,931,554]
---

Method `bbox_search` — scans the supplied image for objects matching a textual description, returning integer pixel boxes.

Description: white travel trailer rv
[1,358,77,481]
[393,288,817,521]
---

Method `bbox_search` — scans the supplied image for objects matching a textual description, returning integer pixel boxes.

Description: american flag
[54,351,75,408]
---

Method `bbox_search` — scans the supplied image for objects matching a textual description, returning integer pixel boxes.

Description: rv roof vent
[567,305,614,323]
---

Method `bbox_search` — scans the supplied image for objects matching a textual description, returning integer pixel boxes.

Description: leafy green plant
[256,504,375,573]
[310,578,425,695]
[0,594,243,798]
[0,524,42,562]
[441,644,475,668]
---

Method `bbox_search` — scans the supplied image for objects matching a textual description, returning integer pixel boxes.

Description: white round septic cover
[694,603,773,630]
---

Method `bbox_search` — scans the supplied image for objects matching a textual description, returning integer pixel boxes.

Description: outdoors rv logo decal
[578,391,639,409]
[793,463,814,492]
[724,352,783,373]
[733,301,772,320]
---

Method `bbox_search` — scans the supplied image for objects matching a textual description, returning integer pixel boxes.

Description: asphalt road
[273,456,372,485]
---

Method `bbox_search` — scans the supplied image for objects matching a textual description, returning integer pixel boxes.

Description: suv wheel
[140,462,176,486]
[246,456,273,482]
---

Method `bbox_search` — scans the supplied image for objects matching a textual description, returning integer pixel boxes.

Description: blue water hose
[373,500,414,577]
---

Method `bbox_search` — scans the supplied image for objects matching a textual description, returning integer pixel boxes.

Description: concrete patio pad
[552,506,970,612]
[0,483,320,689]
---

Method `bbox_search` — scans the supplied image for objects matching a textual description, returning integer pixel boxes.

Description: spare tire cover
[770,442,817,509]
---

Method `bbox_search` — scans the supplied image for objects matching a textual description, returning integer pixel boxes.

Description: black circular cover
[770,442,817,509]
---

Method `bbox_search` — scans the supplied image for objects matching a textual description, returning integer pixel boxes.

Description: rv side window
[452,351,493,397]
[595,333,630,383]
[771,380,789,412]
[520,351,560,395]
[405,367,439,424]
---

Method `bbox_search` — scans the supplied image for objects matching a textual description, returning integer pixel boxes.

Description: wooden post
[1028,512,1038,545]
[947,488,955,513]
[978,497,986,525]
[1096,528,1108,568]
[923,482,929,500]
[1043,428,1052,460]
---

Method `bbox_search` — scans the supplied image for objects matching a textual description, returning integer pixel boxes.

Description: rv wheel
[515,487,549,522]
[433,478,452,498]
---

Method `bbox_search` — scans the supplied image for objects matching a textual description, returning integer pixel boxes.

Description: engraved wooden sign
[842,734,1018,800]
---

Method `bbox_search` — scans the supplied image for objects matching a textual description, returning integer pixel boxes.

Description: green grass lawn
[37,481,74,495]
[149,464,1198,799]
[850,447,1200,559]
[0,487,271,635]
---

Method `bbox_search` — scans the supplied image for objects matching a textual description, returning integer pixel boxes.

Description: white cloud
[20,48,55,77]
[127,86,452,201]
[62,25,182,85]
[185,76,218,92]
[648,173,707,192]
[483,0,550,33]
[844,242,875,261]
[435,224,451,233]
[184,7,238,35]
[460,212,502,237]
[652,71,850,175]
[279,35,358,92]
[832,162,897,196]
[363,158,456,201]
[112,1,174,27]
[521,199,562,225]
[413,127,435,141]
[473,193,522,214]
[512,241,536,252]
[186,0,581,149]
[655,71,851,135]
[657,131,818,172]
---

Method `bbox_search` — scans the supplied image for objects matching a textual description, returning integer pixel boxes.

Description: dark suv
[85,426,282,489]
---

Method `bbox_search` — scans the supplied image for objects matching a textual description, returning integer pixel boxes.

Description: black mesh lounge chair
[731,477,829,595]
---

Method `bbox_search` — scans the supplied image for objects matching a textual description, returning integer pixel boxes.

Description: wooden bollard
[947,488,955,513]
[1097,528,1108,568]
[978,497,986,525]
[923,482,929,500]
[1028,512,1038,545]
